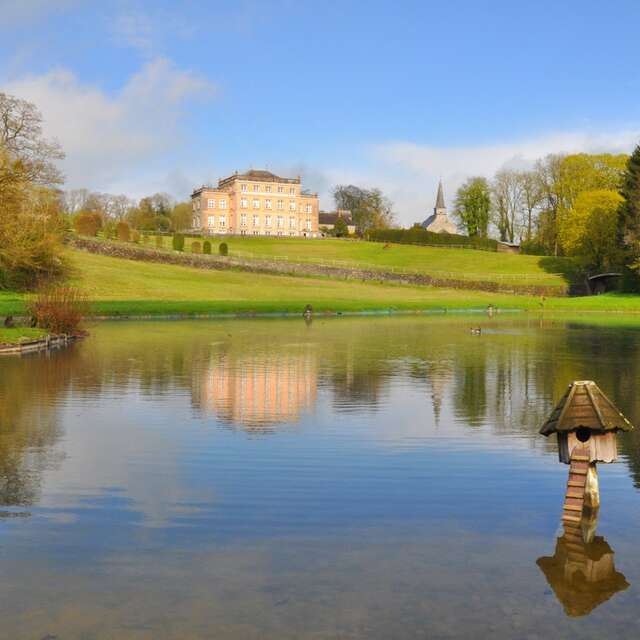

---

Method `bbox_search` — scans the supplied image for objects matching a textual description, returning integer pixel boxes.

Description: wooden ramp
[561,446,590,527]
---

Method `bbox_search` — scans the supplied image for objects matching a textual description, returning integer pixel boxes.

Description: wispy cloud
[331,130,640,225]
[6,58,216,192]
[112,10,197,56]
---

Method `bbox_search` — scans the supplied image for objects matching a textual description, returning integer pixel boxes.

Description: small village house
[319,210,356,236]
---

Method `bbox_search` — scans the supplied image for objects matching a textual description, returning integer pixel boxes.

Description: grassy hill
[0,249,638,317]
[153,235,580,290]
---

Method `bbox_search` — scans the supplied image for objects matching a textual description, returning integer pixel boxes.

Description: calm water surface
[2,315,640,639]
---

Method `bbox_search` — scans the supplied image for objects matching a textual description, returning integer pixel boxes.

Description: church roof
[435,180,445,209]
[421,213,437,227]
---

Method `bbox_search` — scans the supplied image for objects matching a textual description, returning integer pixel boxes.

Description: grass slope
[156,235,579,288]
[0,249,639,317]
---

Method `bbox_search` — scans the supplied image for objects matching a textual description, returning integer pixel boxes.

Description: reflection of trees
[0,348,79,506]
[5,316,640,506]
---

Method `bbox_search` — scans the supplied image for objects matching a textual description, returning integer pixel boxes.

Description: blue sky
[1,0,639,224]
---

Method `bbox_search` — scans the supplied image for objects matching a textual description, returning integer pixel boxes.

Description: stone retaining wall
[70,236,571,297]
[0,334,79,355]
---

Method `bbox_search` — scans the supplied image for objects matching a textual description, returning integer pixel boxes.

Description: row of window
[206,199,227,209]
[240,183,296,195]
[200,197,313,214]
[206,215,313,230]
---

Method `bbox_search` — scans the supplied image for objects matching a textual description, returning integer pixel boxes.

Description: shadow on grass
[538,256,584,286]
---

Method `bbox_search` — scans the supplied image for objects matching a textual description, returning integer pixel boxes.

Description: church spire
[435,180,445,211]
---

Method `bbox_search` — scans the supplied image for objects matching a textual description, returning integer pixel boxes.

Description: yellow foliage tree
[0,145,66,289]
[558,189,623,269]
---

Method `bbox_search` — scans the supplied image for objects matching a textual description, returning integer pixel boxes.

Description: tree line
[451,152,640,274]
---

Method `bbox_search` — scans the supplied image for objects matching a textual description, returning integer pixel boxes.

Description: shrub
[520,240,548,256]
[74,211,102,237]
[219,242,228,256]
[173,234,185,251]
[191,241,201,254]
[131,230,140,243]
[116,221,130,242]
[203,240,211,255]
[142,234,150,244]
[28,285,89,334]
[102,221,116,240]
[368,228,498,252]
[155,235,164,249]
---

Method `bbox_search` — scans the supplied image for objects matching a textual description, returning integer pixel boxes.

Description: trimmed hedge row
[369,228,498,251]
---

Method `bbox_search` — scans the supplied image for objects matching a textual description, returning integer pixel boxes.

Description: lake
[1,315,640,639]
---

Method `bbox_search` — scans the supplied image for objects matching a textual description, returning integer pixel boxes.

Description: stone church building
[421,181,457,234]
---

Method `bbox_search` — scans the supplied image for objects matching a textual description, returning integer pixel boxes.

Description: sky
[1,0,640,225]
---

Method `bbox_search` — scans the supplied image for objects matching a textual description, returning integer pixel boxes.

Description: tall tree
[618,144,640,253]
[491,169,522,243]
[517,170,544,242]
[453,177,490,237]
[332,185,394,235]
[0,92,64,186]
[558,189,622,269]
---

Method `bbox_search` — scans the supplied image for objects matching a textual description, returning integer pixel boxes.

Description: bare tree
[106,194,136,220]
[535,154,564,255]
[63,188,92,214]
[491,169,522,243]
[517,170,544,242]
[0,92,64,186]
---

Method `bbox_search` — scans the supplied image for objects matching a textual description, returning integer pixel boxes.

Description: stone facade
[421,181,457,234]
[191,169,320,237]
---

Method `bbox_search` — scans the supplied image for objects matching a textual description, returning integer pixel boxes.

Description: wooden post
[584,463,600,510]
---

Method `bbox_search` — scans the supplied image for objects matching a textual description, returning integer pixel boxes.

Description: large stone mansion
[191,169,320,237]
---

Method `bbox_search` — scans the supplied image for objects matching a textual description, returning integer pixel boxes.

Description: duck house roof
[539,380,633,436]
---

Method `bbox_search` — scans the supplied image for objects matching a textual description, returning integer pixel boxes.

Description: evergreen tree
[618,144,640,253]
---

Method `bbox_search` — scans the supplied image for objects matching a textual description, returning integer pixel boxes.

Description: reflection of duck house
[537,534,629,617]
[540,380,633,464]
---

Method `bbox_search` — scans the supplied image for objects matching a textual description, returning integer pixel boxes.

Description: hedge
[368,228,498,252]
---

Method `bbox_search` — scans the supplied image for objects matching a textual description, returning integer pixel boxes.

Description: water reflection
[537,525,629,616]
[1,316,640,637]
[193,345,317,430]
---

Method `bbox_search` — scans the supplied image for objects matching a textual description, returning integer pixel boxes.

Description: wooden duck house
[539,380,633,464]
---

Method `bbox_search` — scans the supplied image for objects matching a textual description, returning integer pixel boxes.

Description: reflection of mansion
[421,180,457,234]
[197,350,317,429]
[191,169,320,237]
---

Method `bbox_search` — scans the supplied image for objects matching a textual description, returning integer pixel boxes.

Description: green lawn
[144,235,580,289]
[0,250,637,317]
[0,327,46,344]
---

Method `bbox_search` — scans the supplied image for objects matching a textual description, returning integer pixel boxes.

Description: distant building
[319,209,356,235]
[191,169,320,237]
[421,181,457,234]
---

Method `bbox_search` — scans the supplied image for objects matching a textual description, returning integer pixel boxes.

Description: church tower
[421,180,458,234]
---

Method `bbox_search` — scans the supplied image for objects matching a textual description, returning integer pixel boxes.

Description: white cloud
[330,130,640,226]
[5,58,215,194]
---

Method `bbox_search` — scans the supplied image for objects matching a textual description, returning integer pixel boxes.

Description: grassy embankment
[0,327,46,344]
[152,235,580,289]
[1,248,640,317]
